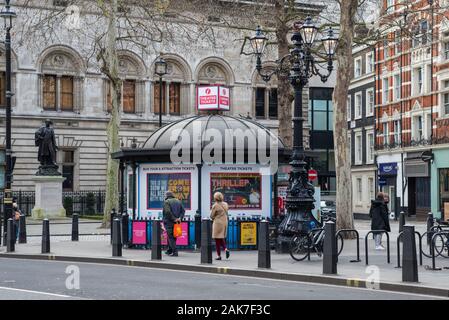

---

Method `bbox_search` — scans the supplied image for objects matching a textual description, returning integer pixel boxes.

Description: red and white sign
[197,85,230,111]
[308,169,318,181]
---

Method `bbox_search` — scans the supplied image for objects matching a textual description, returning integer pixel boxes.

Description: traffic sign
[308,169,318,181]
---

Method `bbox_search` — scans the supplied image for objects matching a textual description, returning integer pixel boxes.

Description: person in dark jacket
[369,192,391,250]
[162,191,185,256]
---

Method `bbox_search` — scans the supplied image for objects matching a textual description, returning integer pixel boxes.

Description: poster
[132,221,147,245]
[161,222,189,246]
[147,173,191,210]
[197,86,230,111]
[240,222,257,246]
[210,173,262,209]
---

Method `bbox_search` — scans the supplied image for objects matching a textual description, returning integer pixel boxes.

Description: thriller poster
[210,173,261,209]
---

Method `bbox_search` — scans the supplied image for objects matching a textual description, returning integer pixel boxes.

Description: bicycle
[421,218,449,258]
[289,216,344,261]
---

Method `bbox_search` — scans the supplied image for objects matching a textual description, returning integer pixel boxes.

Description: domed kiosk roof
[113,114,289,164]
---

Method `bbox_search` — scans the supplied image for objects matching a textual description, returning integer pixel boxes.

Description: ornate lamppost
[154,56,168,128]
[0,0,16,243]
[249,17,337,249]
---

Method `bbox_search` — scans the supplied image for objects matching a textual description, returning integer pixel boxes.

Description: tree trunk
[101,0,121,228]
[275,0,294,148]
[333,0,358,233]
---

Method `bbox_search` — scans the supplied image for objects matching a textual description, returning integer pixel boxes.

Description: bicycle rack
[336,229,360,263]
[428,231,449,271]
[395,231,423,268]
[365,230,390,265]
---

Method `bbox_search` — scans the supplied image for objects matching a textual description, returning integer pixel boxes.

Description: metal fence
[0,190,125,216]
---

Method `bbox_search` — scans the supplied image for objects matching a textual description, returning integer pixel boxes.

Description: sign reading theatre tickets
[137,164,199,220]
[202,164,272,219]
[197,86,230,111]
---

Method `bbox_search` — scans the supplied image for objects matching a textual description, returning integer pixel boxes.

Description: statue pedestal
[32,176,66,220]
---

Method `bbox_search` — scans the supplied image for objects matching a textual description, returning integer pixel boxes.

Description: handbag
[173,223,182,238]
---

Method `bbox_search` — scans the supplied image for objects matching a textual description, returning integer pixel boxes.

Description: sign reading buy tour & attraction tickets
[197,85,230,111]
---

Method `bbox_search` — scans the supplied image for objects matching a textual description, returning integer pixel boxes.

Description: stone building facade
[0,1,319,192]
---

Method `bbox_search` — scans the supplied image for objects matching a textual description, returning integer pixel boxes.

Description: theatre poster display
[210,173,262,209]
[147,173,192,210]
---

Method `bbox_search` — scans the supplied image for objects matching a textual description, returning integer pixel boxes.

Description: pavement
[2,218,449,298]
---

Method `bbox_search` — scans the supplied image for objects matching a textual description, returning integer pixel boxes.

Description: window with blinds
[60,76,74,111]
[123,80,136,114]
[169,83,180,115]
[153,81,166,114]
[43,75,57,110]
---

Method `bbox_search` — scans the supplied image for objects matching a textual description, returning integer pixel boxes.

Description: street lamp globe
[321,27,338,56]
[0,0,16,29]
[299,16,318,45]
[154,57,168,77]
[250,26,268,56]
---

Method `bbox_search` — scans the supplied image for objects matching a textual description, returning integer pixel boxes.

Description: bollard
[399,211,406,234]
[195,211,201,250]
[402,225,418,282]
[6,219,14,252]
[151,220,162,260]
[426,212,434,246]
[71,213,79,242]
[112,218,122,257]
[258,220,271,269]
[41,219,50,254]
[110,209,117,244]
[323,221,337,275]
[201,218,212,264]
[18,214,27,244]
[122,213,129,247]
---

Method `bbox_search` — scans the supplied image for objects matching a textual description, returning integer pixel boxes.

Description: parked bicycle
[289,215,344,261]
[421,218,449,258]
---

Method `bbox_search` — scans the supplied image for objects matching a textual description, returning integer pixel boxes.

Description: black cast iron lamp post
[154,56,168,128]
[250,17,338,249]
[0,0,16,243]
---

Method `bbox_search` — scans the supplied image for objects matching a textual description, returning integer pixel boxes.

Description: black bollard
[18,214,27,244]
[399,211,406,234]
[323,221,337,275]
[195,211,201,250]
[112,218,122,257]
[151,220,162,260]
[258,220,271,269]
[402,225,418,282]
[426,212,434,246]
[122,213,129,247]
[71,213,79,242]
[41,219,50,254]
[201,218,212,264]
[110,209,116,244]
[6,219,14,252]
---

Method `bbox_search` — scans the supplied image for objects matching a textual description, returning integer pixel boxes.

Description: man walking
[163,191,185,256]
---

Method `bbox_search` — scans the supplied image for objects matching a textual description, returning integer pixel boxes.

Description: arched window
[38,46,84,112]
[252,64,278,119]
[152,54,192,117]
[103,51,146,115]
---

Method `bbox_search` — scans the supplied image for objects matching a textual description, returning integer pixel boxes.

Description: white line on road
[0,286,74,298]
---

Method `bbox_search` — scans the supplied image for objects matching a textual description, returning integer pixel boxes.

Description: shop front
[431,149,449,220]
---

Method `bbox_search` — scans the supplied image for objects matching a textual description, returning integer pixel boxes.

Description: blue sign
[378,178,387,187]
[379,162,397,176]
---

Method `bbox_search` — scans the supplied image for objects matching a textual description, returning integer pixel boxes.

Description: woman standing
[211,192,230,260]
[369,192,391,250]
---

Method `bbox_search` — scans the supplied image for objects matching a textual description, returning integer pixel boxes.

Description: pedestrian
[369,192,391,250]
[162,191,185,257]
[210,192,230,260]
[12,199,21,243]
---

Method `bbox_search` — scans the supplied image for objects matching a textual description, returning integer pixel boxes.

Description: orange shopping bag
[174,223,182,238]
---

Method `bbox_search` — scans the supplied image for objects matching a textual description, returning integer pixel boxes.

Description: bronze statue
[35,119,60,176]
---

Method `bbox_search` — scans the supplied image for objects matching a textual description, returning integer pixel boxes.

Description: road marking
[0,286,73,298]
